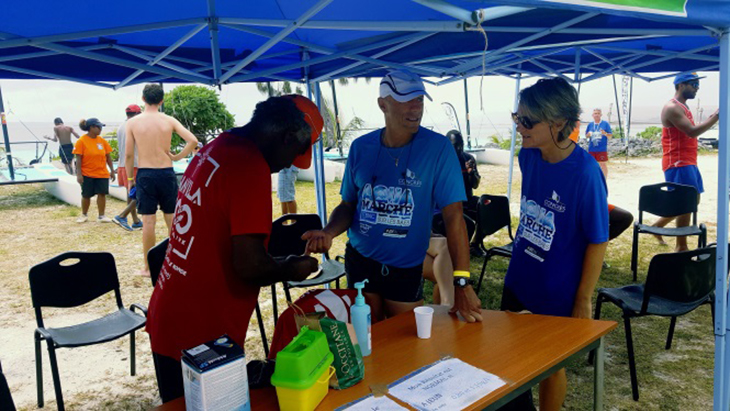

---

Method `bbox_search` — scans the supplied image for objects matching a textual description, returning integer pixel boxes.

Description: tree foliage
[163,85,235,150]
[636,126,662,140]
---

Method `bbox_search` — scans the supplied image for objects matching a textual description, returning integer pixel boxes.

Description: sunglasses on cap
[511,112,541,130]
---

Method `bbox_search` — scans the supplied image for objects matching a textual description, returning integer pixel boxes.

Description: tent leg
[713,29,730,411]
[506,71,521,201]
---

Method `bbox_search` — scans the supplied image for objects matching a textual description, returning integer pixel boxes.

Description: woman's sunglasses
[511,112,541,130]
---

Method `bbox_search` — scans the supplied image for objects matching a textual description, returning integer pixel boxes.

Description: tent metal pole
[714,28,730,411]
[0,84,13,180]
[219,0,334,83]
[330,80,343,157]
[507,70,521,201]
[313,81,328,225]
[626,76,633,163]
[305,51,328,226]
[117,24,207,88]
[464,78,472,149]
[207,0,222,81]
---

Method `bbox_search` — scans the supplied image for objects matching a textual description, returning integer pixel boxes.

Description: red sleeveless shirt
[662,98,697,172]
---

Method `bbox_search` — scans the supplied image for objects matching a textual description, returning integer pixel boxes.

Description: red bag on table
[267,289,358,360]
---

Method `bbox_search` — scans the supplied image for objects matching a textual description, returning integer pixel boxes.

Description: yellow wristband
[454,270,471,278]
[127,177,134,181]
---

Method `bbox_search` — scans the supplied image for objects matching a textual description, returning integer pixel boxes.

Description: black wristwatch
[454,277,472,288]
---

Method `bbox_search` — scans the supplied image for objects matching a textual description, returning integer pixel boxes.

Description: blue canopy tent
[0,0,727,407]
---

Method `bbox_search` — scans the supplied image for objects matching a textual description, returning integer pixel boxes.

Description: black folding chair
[594,247,716,401]
[147,239,270,357]
[631,182,707,280]
[268,214,346,323]
[0,361,16,411]
[431,212,476,240]
[29,252,147,410]
[475,195,514,294]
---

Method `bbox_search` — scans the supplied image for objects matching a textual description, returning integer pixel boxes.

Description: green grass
[0,163,715,410]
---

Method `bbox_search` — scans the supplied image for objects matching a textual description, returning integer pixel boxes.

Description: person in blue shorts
[501,77,609,411]
[277,166,299,214]
[302,70,482,324]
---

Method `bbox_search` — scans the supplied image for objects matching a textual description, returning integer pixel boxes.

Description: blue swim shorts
[277,166,299,202]
[664,165,704,194]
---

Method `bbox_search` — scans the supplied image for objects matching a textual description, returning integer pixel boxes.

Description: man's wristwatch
[454,277,472,288]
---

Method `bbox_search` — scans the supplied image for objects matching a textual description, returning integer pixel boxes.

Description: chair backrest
[29,252,120,309]
[268,214,323,258]
[431,213,476,240]
[642,247,716,313]
[638,182,698,222]
[29,252,122,327]
[148,238,170,287]
[477,194,513,239]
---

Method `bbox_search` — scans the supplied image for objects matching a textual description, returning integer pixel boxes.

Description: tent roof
[0,0,727,87]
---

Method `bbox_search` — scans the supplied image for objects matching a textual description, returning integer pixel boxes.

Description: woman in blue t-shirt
[501,78,609,411]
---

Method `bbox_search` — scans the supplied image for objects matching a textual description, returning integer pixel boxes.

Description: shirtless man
[44,117,80,174]
[126,84,198,277]
[652,72,719,251]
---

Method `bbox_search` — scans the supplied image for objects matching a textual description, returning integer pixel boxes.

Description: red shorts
[590,151,608,162]
[117,167,138,189]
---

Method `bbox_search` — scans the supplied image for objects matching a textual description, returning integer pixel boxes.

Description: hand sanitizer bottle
[351,280,372,357]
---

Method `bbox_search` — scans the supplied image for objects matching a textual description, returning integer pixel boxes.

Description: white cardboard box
[181,335,251,411]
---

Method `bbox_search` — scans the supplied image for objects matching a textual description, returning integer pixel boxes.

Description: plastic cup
[414,306,434,339]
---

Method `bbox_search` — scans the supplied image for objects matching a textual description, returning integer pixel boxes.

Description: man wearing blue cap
[303,70,483,323]
[652,72,719,251]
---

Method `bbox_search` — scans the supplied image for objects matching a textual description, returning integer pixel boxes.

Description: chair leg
[666,317,677,350]
[477,254,491,294]
[130,330,136,376]
[624,316,640,401]
[335,278,341,289]
[35,332,43,408]
[255,303,269,357]
[284,284,293,304]
[271,284,278,326]
[588,296,604,365]
[46,341,65,411]
[631,226,639,281]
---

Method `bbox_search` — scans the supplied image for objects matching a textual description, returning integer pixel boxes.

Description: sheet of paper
[388,357,506,411]
[339,395,408,410]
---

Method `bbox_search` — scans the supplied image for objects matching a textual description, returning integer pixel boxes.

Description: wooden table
[157,306,616,410]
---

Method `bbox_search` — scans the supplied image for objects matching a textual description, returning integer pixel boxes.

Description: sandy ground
[0,152,723,410]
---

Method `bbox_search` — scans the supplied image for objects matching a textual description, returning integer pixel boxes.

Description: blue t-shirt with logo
[504,146,608,317]
[341,127,465,268]
[585,120,612,153]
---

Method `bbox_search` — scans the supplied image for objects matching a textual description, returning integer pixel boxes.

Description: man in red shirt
[652,73,719,251]
[146,95,323,403]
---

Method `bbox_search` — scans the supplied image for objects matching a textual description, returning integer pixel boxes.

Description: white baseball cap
[379,70,432,103]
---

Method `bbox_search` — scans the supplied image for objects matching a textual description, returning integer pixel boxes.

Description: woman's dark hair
[143,84,164,105]
[519,77,581,142]
[79,119,89,131]
[249,96,310,146]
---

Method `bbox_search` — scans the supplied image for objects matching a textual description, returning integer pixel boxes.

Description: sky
[0,71,720,139]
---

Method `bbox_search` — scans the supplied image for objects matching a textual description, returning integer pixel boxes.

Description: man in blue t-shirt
[303,70,483,323]
[585,108,613,178]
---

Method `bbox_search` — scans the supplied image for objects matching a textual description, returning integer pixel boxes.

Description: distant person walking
[113,104,143,231]
[585,108,612,178]
[125,84,198,277]
[73,118,115,223]
[44,117,80,174]
[278,166,299,215]
[652,72,719,251]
